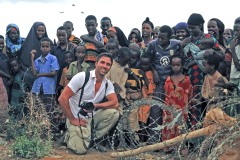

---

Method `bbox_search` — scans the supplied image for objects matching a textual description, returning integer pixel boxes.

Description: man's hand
[70,118,88,127]
[153,70,160,85]
[31,49,37,59]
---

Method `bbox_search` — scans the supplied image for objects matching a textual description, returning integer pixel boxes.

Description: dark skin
[230,24,240,70]
[31,41,56,78]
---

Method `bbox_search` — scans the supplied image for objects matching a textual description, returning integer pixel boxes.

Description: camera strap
[77,71,90,150]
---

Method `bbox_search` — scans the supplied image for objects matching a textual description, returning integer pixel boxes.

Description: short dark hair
[170,54,185,66]
[203,52,220,70]
[9,57,20,64]
[107,38,119,46]
[96,52,113,64]
[118,47,132,58]
[65,51,75,57]
[40,37,51,44]
[63,21,73,26]
[73,44,86,54]
[57,26,68,33]
[101,17,112,25]
[0,35,4,39]
[85,15,97,22]
[159,25,172,38]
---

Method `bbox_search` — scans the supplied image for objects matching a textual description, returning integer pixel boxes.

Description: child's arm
[230,39,240,71]
[0,70,13,85]
[36,71,56,78]
[124,68,140,84]
[139,69,149,89]
[80,34,104,48]
[31,49,38,77]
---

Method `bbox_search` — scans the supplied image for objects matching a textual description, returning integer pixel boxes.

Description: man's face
[188,24,201,36]
[57,29,68,44]
[63,22,73,38]
[158,32,170,46]
[95,56,112,76]
[85,20,98,36]
[100,20,111,35]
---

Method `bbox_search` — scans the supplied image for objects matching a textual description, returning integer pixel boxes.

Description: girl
[5,23,25,58]
[162,54,193,141]
[142,17,154,47]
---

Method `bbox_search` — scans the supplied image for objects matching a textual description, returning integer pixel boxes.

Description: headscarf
[6,24,25,57]
[187,13,205,31]
[209,18,225,46]
[108,26,129,47]
[20,22,49,69]
[175,22,188,32]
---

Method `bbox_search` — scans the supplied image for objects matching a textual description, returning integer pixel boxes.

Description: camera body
[78,101,95,117]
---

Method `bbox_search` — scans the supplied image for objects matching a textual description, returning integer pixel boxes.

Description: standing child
[31,37,59,131]
[66,45,90,80]
[63,21,82,46]
[9,58,33,119]
[162,54,193,142]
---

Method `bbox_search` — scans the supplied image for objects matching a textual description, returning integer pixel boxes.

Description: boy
[9,58,33,119]
[106,38,119,59]
[53,26,75,87]
[106,47,132,103]
[63,21,81,46]
[66,45,90,80]
[100,17,112,44]
[31,37,59,131]
[80,15,105,70]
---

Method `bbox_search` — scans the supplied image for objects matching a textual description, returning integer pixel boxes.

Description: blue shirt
[32,53,59,94]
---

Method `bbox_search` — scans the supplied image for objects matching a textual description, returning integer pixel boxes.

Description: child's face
[233,24,240,39]
[140,58,151,71]
[106,43,119,57]
[171,57,183,74]
[202,59,213,74]
[153,28,159,39]
[40,41,51,56]
[142,23,152,38]
[223,29,232,40]
[107,31,117,39]
[130,33,138,43]
[65,53,75,64]
[176,29,188,40]
[10,60,20,74]
[8,28,19,42]
[36,25,46,39]
[85,20,98,36]
[57,29,68,44]
[0,38,4,51]
[118,53,131,66]
[75,46,87,60]
[100,20,111,35]
[130,51,140,67]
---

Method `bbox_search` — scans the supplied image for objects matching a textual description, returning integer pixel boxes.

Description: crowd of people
[0,12,240,155]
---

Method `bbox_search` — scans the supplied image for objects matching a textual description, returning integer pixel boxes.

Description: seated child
[66,45,90,80]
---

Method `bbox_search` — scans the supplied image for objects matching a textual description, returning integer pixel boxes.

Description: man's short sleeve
[105,79,115,96]
[67,72,85,93]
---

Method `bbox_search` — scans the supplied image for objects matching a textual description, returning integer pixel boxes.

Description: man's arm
[94,93,119,110]
[58,86,87,126]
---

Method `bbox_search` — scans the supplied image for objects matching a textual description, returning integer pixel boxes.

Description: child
[129,43,141,68]
[63,21,81,46]
[162,54,193,141]
[106,47,132,103]
[9,58,33,119]
[106,38,119,59]
[0,35,9,107]
[0,35,12,100]
[53,26,75,87]
[66,45,90,80]
[201,53,228,111]
[80,15,105,70]
[100,17,112,44]
[5,24,25,58]
[56,51,75,97]
[31,37,59,131]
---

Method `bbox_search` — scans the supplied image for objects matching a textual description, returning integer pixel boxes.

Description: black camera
[78,101,95,117]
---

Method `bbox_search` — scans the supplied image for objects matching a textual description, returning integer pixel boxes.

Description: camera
[78,101,95,117]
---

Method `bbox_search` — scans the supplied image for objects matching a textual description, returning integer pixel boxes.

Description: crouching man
[58,53,119,154]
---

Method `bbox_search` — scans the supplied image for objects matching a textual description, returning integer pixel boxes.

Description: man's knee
[66,132,89,155]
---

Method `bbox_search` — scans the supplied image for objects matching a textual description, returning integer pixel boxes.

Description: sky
[0,0,239,41]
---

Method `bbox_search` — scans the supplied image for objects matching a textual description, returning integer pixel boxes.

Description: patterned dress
[162,76,193,141]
